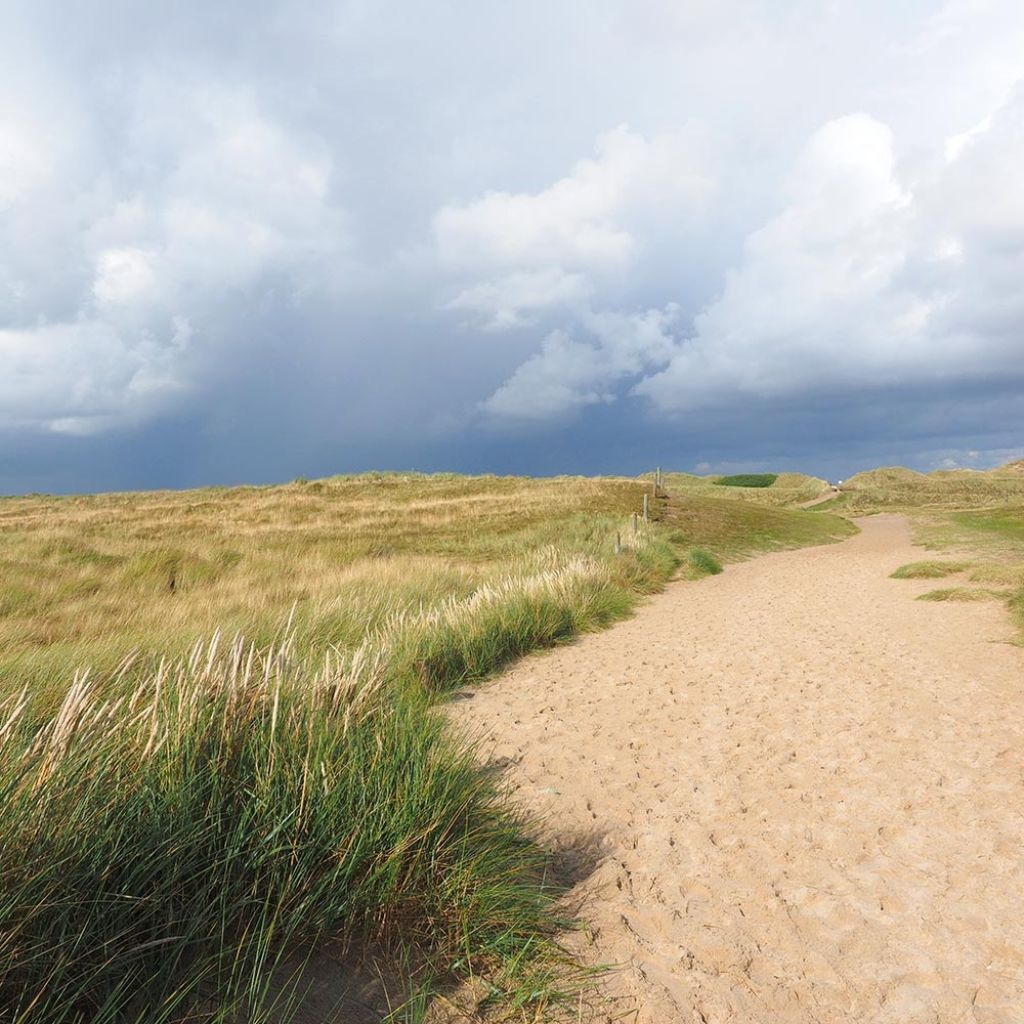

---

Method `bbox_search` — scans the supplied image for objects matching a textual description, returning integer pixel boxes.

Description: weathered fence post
[631,511,638,534]
[615,531,621,554]
[642,493,649,522]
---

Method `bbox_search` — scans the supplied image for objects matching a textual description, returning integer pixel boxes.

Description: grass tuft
[916,587,1007,602]
[687,548,723,578]
[0,634,572,1022]
[890,560,970,579]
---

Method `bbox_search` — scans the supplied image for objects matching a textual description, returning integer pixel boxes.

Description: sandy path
[799,491,839,508]
[452,516,1024,1024]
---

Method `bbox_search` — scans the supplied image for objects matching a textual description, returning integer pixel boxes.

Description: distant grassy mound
[840,464,1024,511]
[715,473,778,488]
[844,466,929,488]
[773,471,828,490]
[660,470,830,508]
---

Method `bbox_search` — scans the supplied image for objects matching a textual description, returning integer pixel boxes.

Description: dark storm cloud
[1,0,1023,493]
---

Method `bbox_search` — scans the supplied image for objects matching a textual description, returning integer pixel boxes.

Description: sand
[452,515,1024,1024]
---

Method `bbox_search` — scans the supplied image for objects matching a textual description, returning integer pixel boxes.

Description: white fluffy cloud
[0,319,191,435]
[638,95,1024,412]
[0,75,347,435]
[481,306,681,421]
[445,268,590,331]
[435,125,713,328]
[474,90,1024,427]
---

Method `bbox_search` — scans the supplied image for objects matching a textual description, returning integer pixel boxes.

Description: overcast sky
[2,0,1023,493]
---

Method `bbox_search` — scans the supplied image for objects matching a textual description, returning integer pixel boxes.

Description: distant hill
[660,470,829,507]
[843,466,928,488]
[840,461,1024,510]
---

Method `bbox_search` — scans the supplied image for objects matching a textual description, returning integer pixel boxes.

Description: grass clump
[969,564,1024,585]
[917,587,1008,602]
[714,473,778,488]
[890,560,970,579]
[687,548,723,578]
[0,635,566,1023]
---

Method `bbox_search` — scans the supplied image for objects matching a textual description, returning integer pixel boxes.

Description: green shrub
[714,474,778,488]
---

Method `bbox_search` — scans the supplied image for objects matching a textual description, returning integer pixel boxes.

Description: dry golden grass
[0,473,657,697]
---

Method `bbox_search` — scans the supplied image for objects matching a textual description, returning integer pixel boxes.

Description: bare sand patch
[453,515,1024,1023]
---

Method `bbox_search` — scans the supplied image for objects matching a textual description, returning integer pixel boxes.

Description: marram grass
[0,633,566,1022]
[0,475,679,1022]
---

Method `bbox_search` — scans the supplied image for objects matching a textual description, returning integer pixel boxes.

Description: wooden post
[615,531,621,554]
[631,512,638,534]
[642,493,649,522]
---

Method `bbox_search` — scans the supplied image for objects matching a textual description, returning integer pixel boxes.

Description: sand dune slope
[453,516,1024,1024]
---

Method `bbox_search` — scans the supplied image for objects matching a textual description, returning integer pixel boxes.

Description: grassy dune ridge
[0,472,856,1021]
[826,461,1024,513]
[662,491,856,564]
[658,471,830,508]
